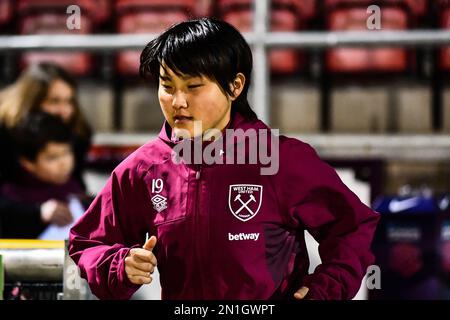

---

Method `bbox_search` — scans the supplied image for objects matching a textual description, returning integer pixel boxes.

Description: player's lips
[174,115,193,124]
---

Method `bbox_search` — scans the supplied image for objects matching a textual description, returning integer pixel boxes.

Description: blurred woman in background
[0,62,92,238]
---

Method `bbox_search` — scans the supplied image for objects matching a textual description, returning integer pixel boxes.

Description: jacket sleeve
[279,139,380,300]
[69,164,149,300]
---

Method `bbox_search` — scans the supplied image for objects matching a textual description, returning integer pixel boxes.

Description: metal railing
[2,29,450,125]
[91,132,450,161]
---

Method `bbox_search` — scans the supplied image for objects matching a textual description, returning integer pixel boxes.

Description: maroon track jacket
[69,112,380,300]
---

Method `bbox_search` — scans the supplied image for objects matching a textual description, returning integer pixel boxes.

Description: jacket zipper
[193,165,204,298]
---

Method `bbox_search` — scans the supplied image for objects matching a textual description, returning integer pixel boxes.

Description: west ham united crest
[228,184,263,222]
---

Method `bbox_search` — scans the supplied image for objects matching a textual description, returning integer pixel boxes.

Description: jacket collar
[157,112,272,167]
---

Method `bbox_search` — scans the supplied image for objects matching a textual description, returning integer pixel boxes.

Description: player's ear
[229,73,245,101]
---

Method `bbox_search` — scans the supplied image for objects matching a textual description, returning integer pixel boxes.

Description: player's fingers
[294,286,309,300]
[126,258,155,273]
[128,275,152,285]
[130,248,154,262]
[134,251,157,266]
[126,266,152,278]
[143,236,157,251]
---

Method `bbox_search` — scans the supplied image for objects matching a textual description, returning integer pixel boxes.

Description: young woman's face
[158,64,232,138]
[40,79,75,123]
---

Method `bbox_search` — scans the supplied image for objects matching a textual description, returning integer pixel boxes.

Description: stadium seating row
[1,0,450,75]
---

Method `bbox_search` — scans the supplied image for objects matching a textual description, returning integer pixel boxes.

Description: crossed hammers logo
[234,193,256,215]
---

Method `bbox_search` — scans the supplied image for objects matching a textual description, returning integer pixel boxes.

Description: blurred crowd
[0,62,93,239]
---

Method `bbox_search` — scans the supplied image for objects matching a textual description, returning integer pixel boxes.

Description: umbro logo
[151,194,167,213]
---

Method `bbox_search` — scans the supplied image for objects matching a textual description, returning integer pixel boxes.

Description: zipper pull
[195,167,202,180]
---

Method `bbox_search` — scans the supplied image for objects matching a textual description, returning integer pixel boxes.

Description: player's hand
[294,286,310,300]
[40,199,73,226]
[125,236,158,285]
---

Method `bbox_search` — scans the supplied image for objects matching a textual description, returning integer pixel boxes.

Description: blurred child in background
[1,112,85,238]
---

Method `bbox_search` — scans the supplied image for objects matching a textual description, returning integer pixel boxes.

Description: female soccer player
[69,18,379,300]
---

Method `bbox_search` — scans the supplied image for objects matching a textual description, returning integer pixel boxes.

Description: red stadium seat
[115,0,192,76]
[326,7,409,73]
[440,8,450,71]
[194,0,214,17]
[295,0,317,20]
[18,0,111,25]
[218,0,306,75]
[19,13,93,76]
[89,0,112,25]
[0,0,13,26]
[116,0,195,12]
[406,0,427,17]
[87,144,140,170]
[324,0,427,18]
[18,0,93,14]
[218,0,313,20]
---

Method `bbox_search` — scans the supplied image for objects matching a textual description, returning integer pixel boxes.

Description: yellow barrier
[0,239,64,250]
